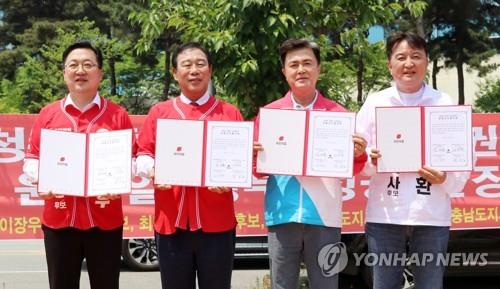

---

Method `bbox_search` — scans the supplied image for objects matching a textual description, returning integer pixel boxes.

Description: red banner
[0,113,498,239]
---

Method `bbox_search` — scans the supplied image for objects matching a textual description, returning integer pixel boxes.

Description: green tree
[0,79,24,113]
[331,1,426,104]
[315,37,391,111]
[0,0,89,80]
[0,0,155,110]
[93,0,146,96]
[0,21,128,113]
[423,0,499,104]
[132,0,426,118]
[129,0,180,100]
[475,78,500,113]
[114,53,167,114]
[0,22,95,112]
[0,0,166,114]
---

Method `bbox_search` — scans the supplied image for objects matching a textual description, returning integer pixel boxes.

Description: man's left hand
[418,166,447,184]
[208,187,231,194]
[353,134,367,158]
[100,194,121,200]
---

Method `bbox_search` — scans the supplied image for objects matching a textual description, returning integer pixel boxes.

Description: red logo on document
[276,135,287,145]
[174,146,185,156]
[57,156,68,166]
[394,133,404,143]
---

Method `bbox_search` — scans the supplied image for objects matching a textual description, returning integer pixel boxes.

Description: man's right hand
[253,142,263,155]
[155,184,172,190]
[370,148,382,166]
[148,169,173,190]
[38,191,55,200]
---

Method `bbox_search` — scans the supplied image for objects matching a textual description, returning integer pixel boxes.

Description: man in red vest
[24,41,135,289]
[136,42,242,289]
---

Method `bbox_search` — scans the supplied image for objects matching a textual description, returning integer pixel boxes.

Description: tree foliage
[0,0,167,114]
[423,0,499,104]
[475,78,500,113]
[132,0,425,117]
[3,0,496,116]
[0,21,105,113]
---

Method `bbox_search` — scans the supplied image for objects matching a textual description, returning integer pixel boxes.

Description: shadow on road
[234,259,269,270]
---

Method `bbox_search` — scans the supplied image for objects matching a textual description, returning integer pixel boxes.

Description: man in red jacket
[136,43,242,289]
[24,41,135,289]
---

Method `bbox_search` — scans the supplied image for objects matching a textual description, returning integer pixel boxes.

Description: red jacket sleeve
[25,109,47,159]
[136,105,159,158]
[353,151,368,175]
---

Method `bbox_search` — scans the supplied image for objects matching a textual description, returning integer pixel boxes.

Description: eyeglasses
[65,62,99,72]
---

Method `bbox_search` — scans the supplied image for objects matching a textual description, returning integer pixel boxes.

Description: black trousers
[156,228,236,289]
[42,225,123,289]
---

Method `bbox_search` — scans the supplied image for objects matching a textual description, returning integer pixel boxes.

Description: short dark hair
[62,41,103,69]
[386,32,428,59]
[279,39,321,67]
[172,42,212,69]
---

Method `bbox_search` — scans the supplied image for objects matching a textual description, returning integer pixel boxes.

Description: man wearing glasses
[24,41,135,289]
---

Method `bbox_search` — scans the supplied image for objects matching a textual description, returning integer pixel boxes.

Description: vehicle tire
[122,238,159,271]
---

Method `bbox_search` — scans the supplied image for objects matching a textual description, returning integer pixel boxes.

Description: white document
[306,111,355,178]
[155,119,204,186]
[424,106,472,171]
[376,107,422,172]
[204,121,254,188]
[38,129,86,196]
[87,129,132,196]
[38,129,133,197]
[256,108,307,175]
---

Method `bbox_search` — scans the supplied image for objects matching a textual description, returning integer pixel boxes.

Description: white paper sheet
[376,107,422,172]
[424,106,472,171]
[256,108,307,175]
[204,121,254,188]
[87,129,132,196]
[155,119,204,186]
[306,111,355,178]
[38,129,86,196]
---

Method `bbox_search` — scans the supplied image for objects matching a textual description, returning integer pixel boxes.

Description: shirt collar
[179,90,211,106]
[64,92,101,112]
[395,83,426,106]
[291,90,318,110]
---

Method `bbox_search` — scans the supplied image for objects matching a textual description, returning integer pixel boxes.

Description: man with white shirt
[24,41,135,289]
[253,38,368,289]
[136,42,243,289]
[356,32,470,289]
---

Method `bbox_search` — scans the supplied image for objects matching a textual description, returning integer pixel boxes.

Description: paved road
[0,240,497,289]
[0,240,268,289]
